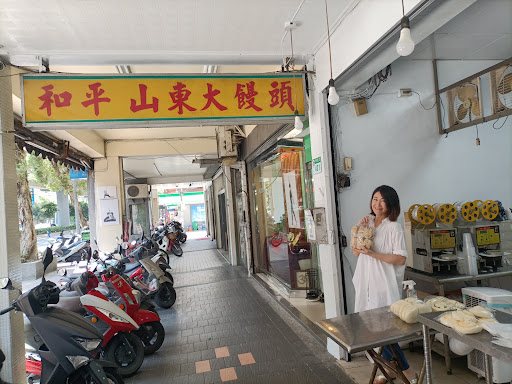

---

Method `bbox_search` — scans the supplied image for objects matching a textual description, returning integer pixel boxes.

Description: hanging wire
[493,115,509,130]
[324,0,333,80]
[401,0,405,16]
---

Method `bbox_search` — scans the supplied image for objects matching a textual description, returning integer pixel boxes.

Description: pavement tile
[215,346,230,358]
[195,360,211,373]
[219,367,237,382]
[238,352,256,366]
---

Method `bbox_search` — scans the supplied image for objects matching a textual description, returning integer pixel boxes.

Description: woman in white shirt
[352,185,418,384]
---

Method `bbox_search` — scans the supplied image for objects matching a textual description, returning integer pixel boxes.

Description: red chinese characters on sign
[235,81,262,111]
[81,83,111,116]
[202,83,227,111]
[168,82,197,115]
[130,84,159,113]
[38,85,72,116]
[269,81,294,111]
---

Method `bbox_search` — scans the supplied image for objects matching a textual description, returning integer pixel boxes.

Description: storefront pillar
[0,63,25,383]
[308,81,347,359]
[93,156,124,253]
[223,165,238,266]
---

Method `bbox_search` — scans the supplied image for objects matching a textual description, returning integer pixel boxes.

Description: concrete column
[87,169,97,251]
[308,73,346,360]
[0,63,25,383]
[94,156,123,253]
[56,189,70,226]
[223,166,237,266]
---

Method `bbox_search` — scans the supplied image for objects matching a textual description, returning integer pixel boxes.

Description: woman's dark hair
[370,185,401,221]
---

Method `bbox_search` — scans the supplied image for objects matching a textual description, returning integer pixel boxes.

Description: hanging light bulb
[327,79,340,106]
[294,110,303,130]
[396,0,415,57]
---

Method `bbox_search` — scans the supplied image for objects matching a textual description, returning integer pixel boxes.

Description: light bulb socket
[294,109,299,117]
[400,16,410,30]
[329,78,335,87]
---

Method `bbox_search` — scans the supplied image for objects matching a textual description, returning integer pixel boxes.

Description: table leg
[418,335,435,384]
[422,324,433,384]
[484,354,493,384]
[442,334,452,374]
[439,284,445,296]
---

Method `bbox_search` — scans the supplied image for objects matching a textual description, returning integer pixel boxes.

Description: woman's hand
[359,247,374,256]
[359,216,370,225]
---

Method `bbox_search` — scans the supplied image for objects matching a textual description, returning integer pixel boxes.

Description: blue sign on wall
[191,204,205,222]
[30,188,34,205]
[69,169,87,179]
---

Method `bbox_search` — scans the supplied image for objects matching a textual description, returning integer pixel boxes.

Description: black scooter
[0,248,124,384]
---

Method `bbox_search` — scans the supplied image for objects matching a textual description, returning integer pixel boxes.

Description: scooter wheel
[103,367,125,384]
[164,271,174,285]
[154,282,176,308]
[179,233,187,243]
[104,332,144,377]
[136,321,165,355]
[68,366,124,384]
[171,243,183,257]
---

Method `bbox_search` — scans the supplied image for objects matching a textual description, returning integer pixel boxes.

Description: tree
[16,147,38,262]
[33,198,58,222]
[69,201,89,221]
[27,154,88,228]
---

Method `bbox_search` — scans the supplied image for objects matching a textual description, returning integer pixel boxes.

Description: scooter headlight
[73,337,102,351]
[66,355,91,369]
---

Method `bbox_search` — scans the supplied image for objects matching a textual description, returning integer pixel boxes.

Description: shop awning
[13,118,92,171]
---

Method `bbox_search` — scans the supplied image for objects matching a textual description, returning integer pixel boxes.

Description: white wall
[331,58,512,313]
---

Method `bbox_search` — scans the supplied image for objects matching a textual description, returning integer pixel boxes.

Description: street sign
[69,169,87,179]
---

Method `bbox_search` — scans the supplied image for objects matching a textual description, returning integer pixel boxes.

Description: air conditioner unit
[216,126,238,158]
[125,184,148,199]
[462,287,512,383]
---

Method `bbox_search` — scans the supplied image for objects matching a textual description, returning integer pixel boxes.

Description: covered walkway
[129,244,352,384]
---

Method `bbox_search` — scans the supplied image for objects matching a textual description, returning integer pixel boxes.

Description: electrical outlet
[398,88,412,97]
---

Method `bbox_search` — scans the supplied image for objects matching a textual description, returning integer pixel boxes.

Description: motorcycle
[99,266,165,355]
[57,263,145,377]
[0,248,124,384]
[54,238,91,263]
[122,256,176,309]
[170,220,187,244]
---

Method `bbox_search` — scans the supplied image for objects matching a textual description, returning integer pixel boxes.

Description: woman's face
[372,191,388,217]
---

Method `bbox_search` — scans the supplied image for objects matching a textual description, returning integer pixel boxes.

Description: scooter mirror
[92,250,99,260]
[0,278,12,289]
[42,248,53,272]
[58,268,67,277]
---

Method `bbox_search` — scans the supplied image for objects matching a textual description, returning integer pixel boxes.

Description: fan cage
[490,64,512,114]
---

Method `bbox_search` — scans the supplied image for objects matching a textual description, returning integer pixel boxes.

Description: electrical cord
[412,91,436,110]
[493,115,509,130]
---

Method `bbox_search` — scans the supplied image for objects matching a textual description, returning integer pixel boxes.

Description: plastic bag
[350,225,375,250]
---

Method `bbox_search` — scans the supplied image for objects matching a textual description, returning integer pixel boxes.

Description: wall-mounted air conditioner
[125,184,148,199]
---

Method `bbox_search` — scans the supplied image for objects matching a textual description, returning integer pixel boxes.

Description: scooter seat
[52,296,85,315]
[60,289,80,298]
[123,261,140,273]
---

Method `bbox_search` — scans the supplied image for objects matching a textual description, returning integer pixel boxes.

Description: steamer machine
[406,200,504,274]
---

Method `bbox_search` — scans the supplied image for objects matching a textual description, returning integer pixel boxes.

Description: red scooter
[100,266,165,355]
[57,269,145,378]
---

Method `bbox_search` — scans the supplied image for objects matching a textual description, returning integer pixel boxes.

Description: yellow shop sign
[21,74,306,128]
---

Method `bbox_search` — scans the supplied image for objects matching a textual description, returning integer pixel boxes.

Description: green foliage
[27,154,87,194]
[32,198,58,221]
[34,225,76,236]
[69,201,89,220]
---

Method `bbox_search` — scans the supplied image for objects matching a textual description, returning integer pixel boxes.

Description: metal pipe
[422,324,433,384]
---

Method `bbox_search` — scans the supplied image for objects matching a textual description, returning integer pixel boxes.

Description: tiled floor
[126,246,353,383]
[337,342,489,384]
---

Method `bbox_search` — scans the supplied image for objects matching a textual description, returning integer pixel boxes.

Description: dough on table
[469,305,493,319]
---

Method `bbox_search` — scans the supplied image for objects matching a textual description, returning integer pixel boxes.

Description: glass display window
[252,147,312,289]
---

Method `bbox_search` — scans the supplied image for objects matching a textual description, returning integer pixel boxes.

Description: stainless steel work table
[418,311,512,384]
[405,267,512,296]
[317,306,424,384]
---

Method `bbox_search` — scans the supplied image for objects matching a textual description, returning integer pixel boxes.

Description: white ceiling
[123,154,218,181]
[0,0,352,66]
[409,0,512,60]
